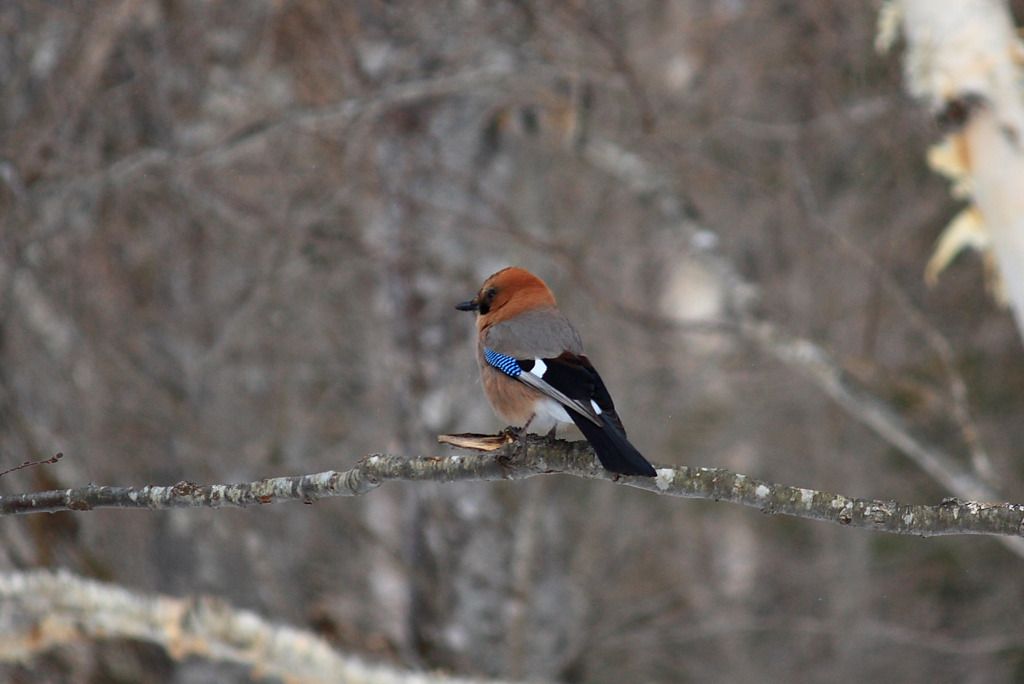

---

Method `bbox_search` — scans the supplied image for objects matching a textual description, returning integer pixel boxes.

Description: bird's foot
[502,424,527,440]
[497,425,530,467]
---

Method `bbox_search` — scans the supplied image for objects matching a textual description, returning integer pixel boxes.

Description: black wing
[519,352,656,477]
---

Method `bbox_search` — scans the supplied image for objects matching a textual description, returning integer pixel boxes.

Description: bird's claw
[497,426,529,467]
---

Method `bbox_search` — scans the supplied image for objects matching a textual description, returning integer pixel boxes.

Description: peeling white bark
[885,0,1024,334]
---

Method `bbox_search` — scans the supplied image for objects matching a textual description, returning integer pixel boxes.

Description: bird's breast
[480,363,553,426]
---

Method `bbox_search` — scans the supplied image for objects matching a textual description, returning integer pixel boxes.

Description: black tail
[570,414,657,477]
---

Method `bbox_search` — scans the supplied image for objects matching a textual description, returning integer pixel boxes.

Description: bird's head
[456,267,558,328]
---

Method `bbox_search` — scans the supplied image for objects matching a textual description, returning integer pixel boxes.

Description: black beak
[455,299,478,312]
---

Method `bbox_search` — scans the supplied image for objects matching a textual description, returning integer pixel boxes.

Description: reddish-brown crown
[472,267,558,328]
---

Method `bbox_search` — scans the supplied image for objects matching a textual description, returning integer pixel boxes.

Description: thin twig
[0,452,62,478]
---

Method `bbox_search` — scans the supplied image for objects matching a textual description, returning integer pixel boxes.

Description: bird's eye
[478,287,497,315]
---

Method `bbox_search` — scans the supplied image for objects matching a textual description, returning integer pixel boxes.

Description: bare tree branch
[787,145,994,483]
[1,436,1023,538]
[0,569,519,684]
[576,135,1023,554]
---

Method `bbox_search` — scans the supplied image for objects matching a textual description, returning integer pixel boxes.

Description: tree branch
[0,569,516,684]
[577,134,1024,554]
[2,436,1023,538]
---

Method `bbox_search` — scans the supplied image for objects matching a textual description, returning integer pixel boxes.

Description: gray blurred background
[2,1,1024,682]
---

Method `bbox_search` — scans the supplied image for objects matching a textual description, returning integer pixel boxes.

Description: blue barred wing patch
[484,348,523,377]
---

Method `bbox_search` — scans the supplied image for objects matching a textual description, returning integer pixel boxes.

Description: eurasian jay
[456,267,657,477]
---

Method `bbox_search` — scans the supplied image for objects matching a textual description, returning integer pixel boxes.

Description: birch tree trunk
[888,0,1024,335]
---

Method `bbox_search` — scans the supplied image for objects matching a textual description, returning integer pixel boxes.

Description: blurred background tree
[1,1,1024,682]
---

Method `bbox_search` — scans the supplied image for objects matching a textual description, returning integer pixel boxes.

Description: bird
[456,266,657,477]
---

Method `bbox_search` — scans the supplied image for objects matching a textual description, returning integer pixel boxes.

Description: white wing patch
[590,399,602,415]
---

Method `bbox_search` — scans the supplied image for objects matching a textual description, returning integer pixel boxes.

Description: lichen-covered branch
[2,435,1023,538]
